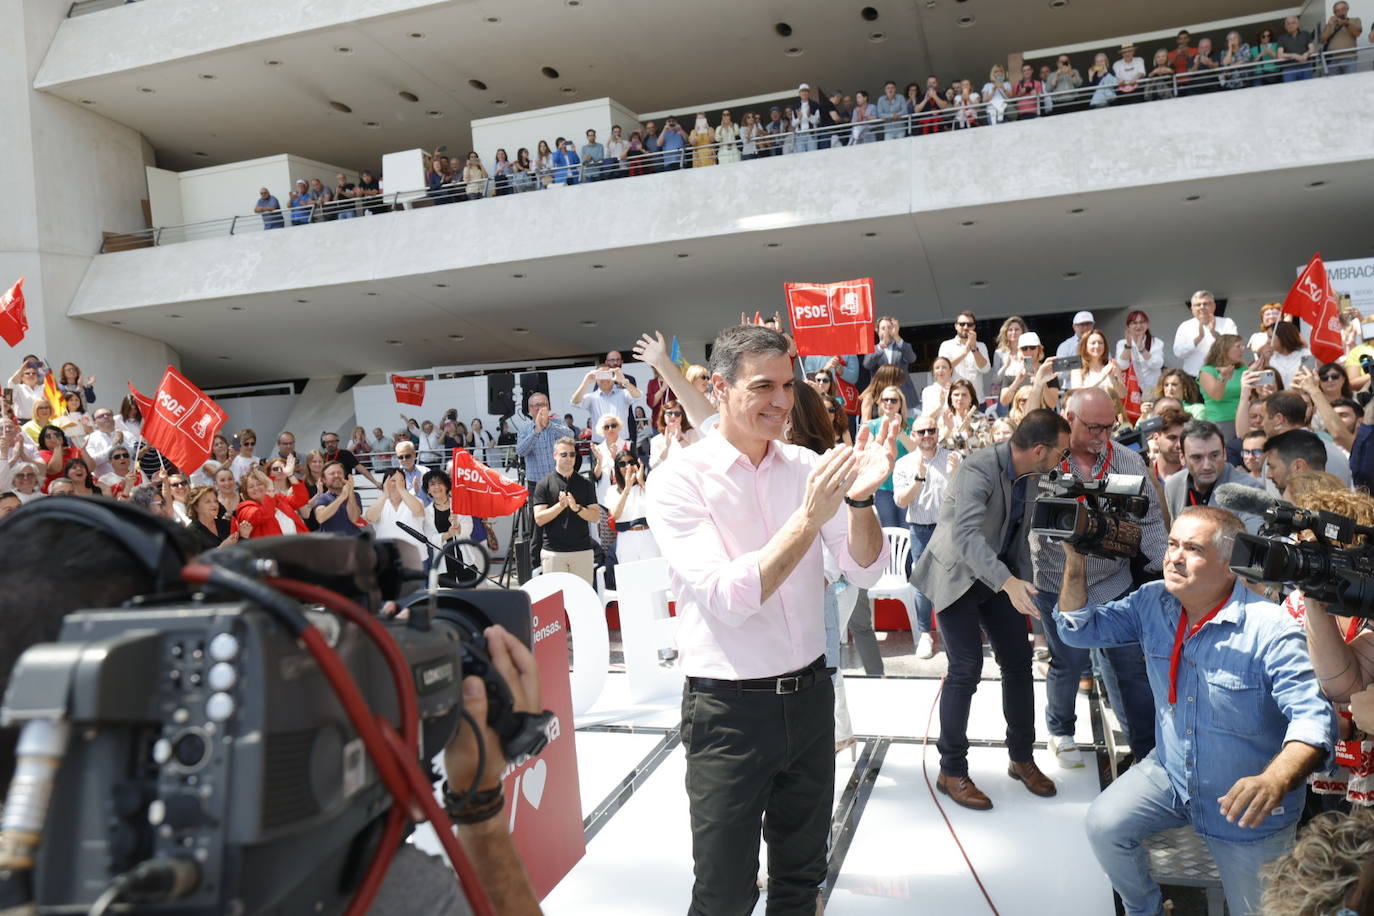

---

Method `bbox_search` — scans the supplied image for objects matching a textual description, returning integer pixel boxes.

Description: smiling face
[12,469,37,492]
[1190,292,1216,321]
[243,472,269,502]
[879,387,904,418]
[1085,332,1107,361]
[715,351,795,450]
[932,358,952,382]
[215,468,236,492]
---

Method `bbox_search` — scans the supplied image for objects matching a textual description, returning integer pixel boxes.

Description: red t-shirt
[39,447,85,492]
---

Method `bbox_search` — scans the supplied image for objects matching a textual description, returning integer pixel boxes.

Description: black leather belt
[614,517,650,532]
[687,655,832,695]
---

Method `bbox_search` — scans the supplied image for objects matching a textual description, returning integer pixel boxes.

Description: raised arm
[632,331,714,428]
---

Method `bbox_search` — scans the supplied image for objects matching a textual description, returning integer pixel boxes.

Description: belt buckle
[775,675,800,695]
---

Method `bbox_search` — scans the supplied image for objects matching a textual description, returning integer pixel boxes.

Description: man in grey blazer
[912,408,1071,810]
[863,316,919,409]
[1164,420,1265,533]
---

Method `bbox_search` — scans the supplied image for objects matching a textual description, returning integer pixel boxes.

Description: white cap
[798,82,811,91]
[295,178,307,186]
[1072,310,1095,325]
[1018,331,1042,348]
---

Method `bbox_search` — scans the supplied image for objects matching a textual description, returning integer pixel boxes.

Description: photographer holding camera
[0,499,543,915]
[1055,505,1334,916]
[1028,389,1164,769]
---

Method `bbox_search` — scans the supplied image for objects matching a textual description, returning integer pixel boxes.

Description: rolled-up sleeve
[1267,625,1337,765]
[1054,590,1146,647]
[822,508,888,589]
[647,467,764,627]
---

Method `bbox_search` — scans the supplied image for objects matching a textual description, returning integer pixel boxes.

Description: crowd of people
[11,273,1374,912]
[237,10,1369,232]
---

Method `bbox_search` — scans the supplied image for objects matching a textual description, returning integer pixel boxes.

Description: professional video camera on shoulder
[1226,492,1374,619]
[1029,469,1151,560]
[0,508,552,916]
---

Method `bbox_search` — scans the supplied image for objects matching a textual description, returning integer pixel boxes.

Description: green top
[1198,365,1243,423]
[867,416,911,491]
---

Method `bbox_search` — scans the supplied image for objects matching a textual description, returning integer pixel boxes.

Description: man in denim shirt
[1055,506,1333,916]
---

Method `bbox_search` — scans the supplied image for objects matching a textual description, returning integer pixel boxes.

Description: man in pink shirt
[647,324,893,915]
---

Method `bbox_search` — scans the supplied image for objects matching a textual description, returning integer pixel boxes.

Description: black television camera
[1229,502,1374,618]
[1029,469,1151,560]
[1113,414,1165,452]
[0,534,552,915]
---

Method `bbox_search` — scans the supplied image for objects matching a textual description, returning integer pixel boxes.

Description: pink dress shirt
[646,430,888,679]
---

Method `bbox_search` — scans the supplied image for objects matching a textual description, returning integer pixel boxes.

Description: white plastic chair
[595,565,618,609]
[868,527,918,636]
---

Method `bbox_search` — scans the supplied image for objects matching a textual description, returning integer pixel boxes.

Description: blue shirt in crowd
[1055,578,1334,843]
[516,416,573,483]
[257,196,283,229]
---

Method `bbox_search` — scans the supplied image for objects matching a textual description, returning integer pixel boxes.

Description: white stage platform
[540,671,1116,915]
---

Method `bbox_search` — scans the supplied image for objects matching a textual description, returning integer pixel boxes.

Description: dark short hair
[421,469,452,493]
[1264,429,1327,471]
[708,325,790,384]
[1180,419,1225,453]
[1155,407,1190,432]
[1332,397,1361,414]
[1266,391,1308,427]
[1011,408,1070,451]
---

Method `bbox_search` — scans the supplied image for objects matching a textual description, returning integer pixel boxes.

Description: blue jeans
[1085,752,1296,916]
[1282,66,1313,81]
[1033,590,1157,759]
[794,131,816,153]
[907,523,936,633]
[874,489,902,530]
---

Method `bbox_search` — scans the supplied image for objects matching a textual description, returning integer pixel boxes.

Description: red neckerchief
[1345,616,1363,644]
[1168,593,1231,703]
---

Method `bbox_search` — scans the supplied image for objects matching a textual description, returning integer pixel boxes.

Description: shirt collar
[1165,576,1249,627]
[697,427,778,472]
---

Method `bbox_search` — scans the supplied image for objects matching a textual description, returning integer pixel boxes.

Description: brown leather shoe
[1008,760,1058,797]
[936,772,992,810]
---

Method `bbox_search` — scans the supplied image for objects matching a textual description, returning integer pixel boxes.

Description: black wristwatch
[844,495,875,509]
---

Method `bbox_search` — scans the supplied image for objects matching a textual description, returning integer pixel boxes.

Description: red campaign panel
[391,374,426,406]
[501,593,585,899]
[784,278,875,358]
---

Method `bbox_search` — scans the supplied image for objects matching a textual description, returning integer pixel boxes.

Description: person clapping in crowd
[607,452,659,564]
[185,484,248,550]
[649,399,700,468]
[893,413,959,659]
[936,379,992,456]
[235,456,309,537]
[1069,329,1125,400]
[1114,310,1165,396]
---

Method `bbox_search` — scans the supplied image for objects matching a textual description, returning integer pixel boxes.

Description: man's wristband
[844,495,875,509]
[442,781,505,824]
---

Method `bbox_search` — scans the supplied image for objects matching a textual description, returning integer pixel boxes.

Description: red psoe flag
[783,277,876,358]
[1283,253,1345,364]
[449,449,529,517]
[391,374,426,406]
[126,381,154,417]
[0,277,27,347]
[140,366,227,475]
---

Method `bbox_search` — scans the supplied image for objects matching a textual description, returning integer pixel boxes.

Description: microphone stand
[394,521,502,591]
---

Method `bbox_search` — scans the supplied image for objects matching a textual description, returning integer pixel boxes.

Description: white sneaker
[916,632,936,659]
[1049,735,1084,769]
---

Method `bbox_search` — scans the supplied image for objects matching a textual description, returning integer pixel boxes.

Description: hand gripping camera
[0,533,552,915]
[1029,469,1151,560]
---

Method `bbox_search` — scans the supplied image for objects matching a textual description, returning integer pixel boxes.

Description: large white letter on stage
[611,557,682,705]
[521,572,608,717]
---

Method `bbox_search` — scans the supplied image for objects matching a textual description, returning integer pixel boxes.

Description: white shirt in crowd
[83,428,125,479]
[1112,57,1147,83]
[920,382,950,418]
[892,447,955,525]
[936,336,992,401]
[1113,338,1165,397]
[608,483,660,564]
[10,382,44,421]
[1172,315,1239,377]
[229,454,258,481]
[372,498,426,550]
[649,428,702,468]
[1267,349,1312,389]
[581,387,633,444]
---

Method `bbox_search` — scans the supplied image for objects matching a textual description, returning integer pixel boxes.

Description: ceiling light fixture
[427,110,444,118]
[564,0,582,7]
[511,273,526,278]
[960,219,976,227]
[137,86,156,94]
[676,253,691,259]
[1306,179,1329,189]
[580,320,598,327]
[264,59,282,66]
[1068,207,1085,214]
[889,289,905,295]
[294,298,310,303]
[468,79,488,91]
[1183,194,1203,202]
[956,15,976,26]
[334,46,354,54]
[560,87,577,94]
[863,231,878,238]
[386,339,404,346]
[365,291,380,296]
[228,306,244,311]
[448,334,465,340]
[110,321,123,326]
[198,73,217,81]
[775,22,793,36]
[408,32,425,39]
[861,6,880,20]
[218,355,231,360]
[784,47,804,57]
[434,283,449,288]
[398,91,419,102]
[869,32,887,42]
[765,242,781,248]
[491,99,508,107]
[166,313,183,319]
[541,66,560,79]
[363,121,382,129]
[193,151,209,158]
[513,327,530,334]
[485,16,501,23]
[329,100,353,113]
[1049,0,1070,8]
[591,264,606,269]
[1062,271,1082,279]
[79,99,95,105]
[969,280,989,288]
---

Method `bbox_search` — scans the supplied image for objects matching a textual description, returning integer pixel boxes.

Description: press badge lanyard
[1168,594,1230,704]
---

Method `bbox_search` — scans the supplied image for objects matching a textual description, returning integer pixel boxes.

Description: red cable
[180,566,497,916]
[920,678,1001,915]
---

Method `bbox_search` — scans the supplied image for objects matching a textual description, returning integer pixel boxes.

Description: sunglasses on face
[555,452,576,458]
[915,428,937,435]
[813,375,830,382]
[1321,373,1344,382]
[94,413,112,420]
[110,452,129,460]
[603,422,620,428]
[243,440,256,446]
[880,397,901,404]
[171,481,188,488]
[664,410,683,417]
[956,321,975,328]
[616,459,638,466]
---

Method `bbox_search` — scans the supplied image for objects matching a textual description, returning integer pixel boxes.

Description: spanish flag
[43,369,67,418]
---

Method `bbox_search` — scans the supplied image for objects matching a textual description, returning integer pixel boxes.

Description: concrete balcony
[69,71,1374,384]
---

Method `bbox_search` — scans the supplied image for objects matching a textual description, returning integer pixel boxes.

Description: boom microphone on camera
[1214,483,1280,518]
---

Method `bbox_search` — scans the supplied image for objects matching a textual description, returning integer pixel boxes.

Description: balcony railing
[98,46,1372,254]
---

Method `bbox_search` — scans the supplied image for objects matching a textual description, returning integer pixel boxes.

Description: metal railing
[98,45,1373,253]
